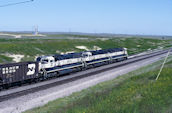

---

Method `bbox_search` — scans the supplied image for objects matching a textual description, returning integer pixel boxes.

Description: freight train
[0,48,128,89]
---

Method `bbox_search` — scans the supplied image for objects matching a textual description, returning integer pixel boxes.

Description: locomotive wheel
[18,81,22,86]
[3,84,9,89]
[34,78,39,83]
[0,86,3,91]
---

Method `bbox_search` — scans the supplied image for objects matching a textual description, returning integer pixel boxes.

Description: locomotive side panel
[0,62,39,85]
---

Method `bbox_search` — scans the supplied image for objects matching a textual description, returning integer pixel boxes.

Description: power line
[0,0,34,7]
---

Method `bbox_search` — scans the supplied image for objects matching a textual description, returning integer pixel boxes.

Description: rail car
[0,48,128,89]
[0,62,39,88]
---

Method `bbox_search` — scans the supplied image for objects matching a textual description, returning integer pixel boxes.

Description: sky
[0,0,171,35]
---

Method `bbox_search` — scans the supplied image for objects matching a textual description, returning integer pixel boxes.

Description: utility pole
[156,50,170,81]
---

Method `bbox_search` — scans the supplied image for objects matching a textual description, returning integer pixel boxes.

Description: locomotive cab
[37,56,55,69]
[82,52,92,61]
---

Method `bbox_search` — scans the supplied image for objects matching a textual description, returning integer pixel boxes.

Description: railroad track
[0,49,170,102]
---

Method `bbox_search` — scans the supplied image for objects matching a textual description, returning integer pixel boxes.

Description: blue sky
[0,0,171,35]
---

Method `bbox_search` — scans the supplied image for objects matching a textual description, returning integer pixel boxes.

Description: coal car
[0,62,39,88]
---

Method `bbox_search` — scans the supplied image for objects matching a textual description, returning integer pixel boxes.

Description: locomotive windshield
[41,59,49,64]
[82,54,88,58]
[36,57,41,62]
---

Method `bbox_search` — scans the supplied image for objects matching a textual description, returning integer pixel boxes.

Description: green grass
[24,56,172,113]
[0,37,171,63]
[0,54,13,63]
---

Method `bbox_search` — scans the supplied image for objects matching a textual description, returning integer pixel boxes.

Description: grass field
[0,37,171,63]
[24,56,172,113]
